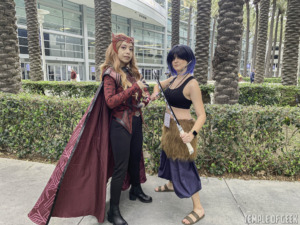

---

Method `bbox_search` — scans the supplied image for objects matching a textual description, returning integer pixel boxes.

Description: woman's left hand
[180,132,194,144]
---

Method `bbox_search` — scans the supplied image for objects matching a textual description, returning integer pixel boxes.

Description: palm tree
[269,6,280,77]
[208,0,219,80]
[276,0,286,77]
[264,0,276,77]
[243,0,250,77]
[281,0,300,85]
[0,0,22,93]
[251,0,260,71]
[171,0,180,47]
[212,0,244,104]
[254,0,270,83]
[186,5,193,46]
[194,0,212,84]
[94,0,111,81]
[209,15,217,80]
[24,0,43,81]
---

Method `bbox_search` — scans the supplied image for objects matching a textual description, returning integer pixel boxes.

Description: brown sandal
[182,211,205,225]
[155,184,174,192]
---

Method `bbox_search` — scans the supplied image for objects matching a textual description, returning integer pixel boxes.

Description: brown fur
[161,119,197,161]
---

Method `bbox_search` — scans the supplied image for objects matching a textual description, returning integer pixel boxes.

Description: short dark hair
[167,45,196,76]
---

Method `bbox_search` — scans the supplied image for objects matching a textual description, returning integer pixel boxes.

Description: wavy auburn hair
[100,33,141,90]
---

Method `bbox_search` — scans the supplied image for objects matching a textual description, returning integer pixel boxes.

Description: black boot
[107,204,128,225]
[129,184,152,203]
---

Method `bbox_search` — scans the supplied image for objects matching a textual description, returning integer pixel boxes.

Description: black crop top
[164,76,195,109]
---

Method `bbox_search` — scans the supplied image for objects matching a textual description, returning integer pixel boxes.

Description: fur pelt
[161,119,197,161]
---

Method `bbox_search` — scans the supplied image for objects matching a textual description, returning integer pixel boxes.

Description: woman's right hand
[150,92,160,101]
[136,80,147,90]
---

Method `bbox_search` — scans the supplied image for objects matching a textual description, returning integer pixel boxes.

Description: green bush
[243,77,282,83]
[239,83,300,107]
[0,93,90,159]
[1,92,299,177]
[21,80,214,104]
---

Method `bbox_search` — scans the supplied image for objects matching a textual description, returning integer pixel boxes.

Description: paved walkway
[0,158,299,225]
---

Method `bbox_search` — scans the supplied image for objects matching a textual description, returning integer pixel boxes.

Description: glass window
[144,49,155,64]
[132,20,143,28]
[167,19,171,33]
[66,36,82,45]
[112,23,117,34]
[19,37,28,46]
[111,14,117,23]
[155,33,164,48]
[15,0,25,7]
[117,24,129,36]
[133,28,143,45]
[88,26,95,37]
[180,38,187,45]
[116,15,128,24]
[155,25,164,32]
[40,5,63,18]
[88,40,95,60]
[64,11,81,24]
[48,65,55,81]
[20,46,29,54]
[144,23,155,30]
[144,30,156,46]
[167,35,171,49]
[89,65,96,81]
[135,47,144,63]
[63,19,82,35]
[63,0,81,12]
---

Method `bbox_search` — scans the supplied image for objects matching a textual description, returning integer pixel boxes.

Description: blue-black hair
[167,44,196,76]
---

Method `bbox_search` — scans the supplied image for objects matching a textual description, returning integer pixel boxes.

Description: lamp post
[37,9,50,81]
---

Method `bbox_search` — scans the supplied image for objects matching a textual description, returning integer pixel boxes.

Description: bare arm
[150,76,175,101]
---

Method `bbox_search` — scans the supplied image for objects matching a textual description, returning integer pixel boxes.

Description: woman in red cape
[28,33,152,225]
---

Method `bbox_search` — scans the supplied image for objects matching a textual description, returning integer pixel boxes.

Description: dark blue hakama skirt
[158,150,202,198]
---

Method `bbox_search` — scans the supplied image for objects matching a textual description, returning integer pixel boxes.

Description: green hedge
[0,93,91,158]
[1,92,299,176]
[21,80,214,104]
[243,77,282,83]
[239,83,300,106]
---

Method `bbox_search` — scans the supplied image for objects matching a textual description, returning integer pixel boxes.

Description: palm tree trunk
[212,0,244,104]
[270,9,280,77]
[194,0,211,84]
[243,0,250,77]
[0,0,22,93]
[251,2,259,70]
[265,0,276,77]
[281,0,300,85]
[276,13,283,77]
[94,0,111,81]
[255,0,270,83]
[24,0,43,81]
[209,16,217,80]
[187,5,193,46]
[171,0,180,47]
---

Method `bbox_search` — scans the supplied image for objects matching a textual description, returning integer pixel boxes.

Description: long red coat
[28,83,146,225]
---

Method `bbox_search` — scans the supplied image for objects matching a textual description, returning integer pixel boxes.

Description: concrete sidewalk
[0,158,299,225]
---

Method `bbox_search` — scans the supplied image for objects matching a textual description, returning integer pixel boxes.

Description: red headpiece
[112,33,134,53]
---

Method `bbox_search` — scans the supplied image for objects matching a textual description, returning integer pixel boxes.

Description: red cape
[28,84,146,225]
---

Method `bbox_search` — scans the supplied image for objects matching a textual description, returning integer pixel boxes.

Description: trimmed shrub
[239,83,300,107]
[21,80,214,104]
[1,92,299,176]
[243,77,282,83]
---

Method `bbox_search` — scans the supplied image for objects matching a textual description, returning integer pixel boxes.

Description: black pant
[109,116,143,205]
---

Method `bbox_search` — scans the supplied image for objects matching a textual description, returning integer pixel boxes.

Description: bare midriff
[165,106,192,120]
